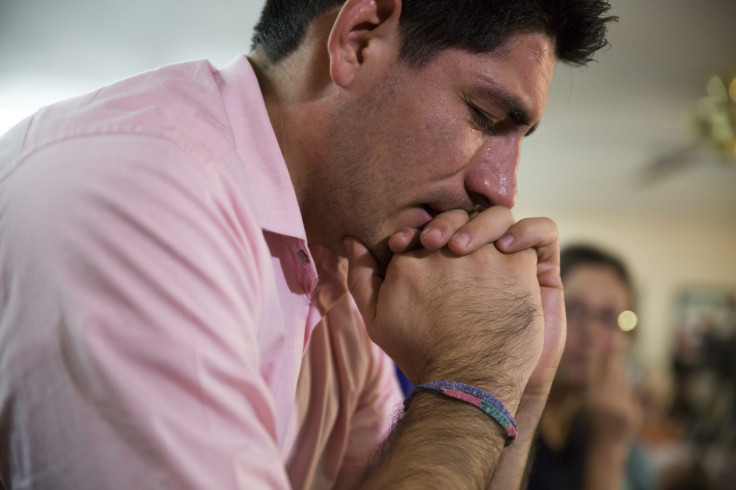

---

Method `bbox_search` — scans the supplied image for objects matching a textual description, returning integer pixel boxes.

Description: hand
[388,206,515,255]
[391,207,565,403]
[348,210,565,490]
[346,221,545,410]
[482,217,566,490]
[584,346,643,446]
[495,218,566,402]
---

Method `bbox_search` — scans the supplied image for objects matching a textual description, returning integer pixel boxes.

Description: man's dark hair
[560,244,633,297]
[251,0,617,67]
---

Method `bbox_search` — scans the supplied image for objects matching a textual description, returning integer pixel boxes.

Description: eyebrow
[481,87,540,137]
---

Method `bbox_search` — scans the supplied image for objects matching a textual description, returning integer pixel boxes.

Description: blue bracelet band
[404,380,518,446]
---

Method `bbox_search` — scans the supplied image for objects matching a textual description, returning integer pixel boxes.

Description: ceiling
[1,0,735,224]
[516,0,736,224]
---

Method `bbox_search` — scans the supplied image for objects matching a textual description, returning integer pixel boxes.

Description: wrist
[513,392,550,429]
[408,381,519,446]
[417,368,524,416]
[362,390,506,488]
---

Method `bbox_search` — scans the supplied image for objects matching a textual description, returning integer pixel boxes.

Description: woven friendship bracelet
[404,380,518,446]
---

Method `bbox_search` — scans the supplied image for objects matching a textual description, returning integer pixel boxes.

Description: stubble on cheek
[318,68,469,264]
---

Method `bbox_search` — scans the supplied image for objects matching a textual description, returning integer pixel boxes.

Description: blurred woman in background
[527,244,655,490]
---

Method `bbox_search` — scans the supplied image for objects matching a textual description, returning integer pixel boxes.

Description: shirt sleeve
[0,135,292,489]
[285,248,403,489]
[332,312,404,489]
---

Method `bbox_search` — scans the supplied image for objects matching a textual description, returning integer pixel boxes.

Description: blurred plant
[639,74,736,185]
[690,74,736,160]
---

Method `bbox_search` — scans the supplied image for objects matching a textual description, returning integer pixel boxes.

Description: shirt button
[297,250,310,265]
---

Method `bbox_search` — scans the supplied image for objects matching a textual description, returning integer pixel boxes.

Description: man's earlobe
[327,0,400,88]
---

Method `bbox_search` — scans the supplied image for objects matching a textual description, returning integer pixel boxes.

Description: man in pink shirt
[0,1,615,488]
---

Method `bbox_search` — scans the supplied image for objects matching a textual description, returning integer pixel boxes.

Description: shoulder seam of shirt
[2,130,223,187]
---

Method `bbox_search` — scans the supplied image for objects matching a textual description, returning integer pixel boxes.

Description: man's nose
[463,136,521,209]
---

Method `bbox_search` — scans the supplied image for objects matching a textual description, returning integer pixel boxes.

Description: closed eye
[468,106,498,136]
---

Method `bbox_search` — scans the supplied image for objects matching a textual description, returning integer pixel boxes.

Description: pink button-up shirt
[0,56,401,489]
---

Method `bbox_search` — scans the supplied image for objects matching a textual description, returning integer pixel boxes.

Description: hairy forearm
[359,392,511,489]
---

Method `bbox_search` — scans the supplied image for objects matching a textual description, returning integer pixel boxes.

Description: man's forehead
[468,40,556,115]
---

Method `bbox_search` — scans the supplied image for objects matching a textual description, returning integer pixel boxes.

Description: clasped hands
[345,206,566,415]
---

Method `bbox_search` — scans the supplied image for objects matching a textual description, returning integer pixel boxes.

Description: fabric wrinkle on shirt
[0,55,401,490]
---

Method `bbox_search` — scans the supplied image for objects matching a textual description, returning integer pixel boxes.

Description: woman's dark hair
[251,0,617,67]
[560,244,634,298]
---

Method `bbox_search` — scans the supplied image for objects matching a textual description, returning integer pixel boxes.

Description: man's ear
[327,0,401,88]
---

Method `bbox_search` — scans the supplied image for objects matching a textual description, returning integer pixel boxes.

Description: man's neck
[248,48,338,253]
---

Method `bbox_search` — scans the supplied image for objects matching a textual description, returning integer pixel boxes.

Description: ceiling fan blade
[638,145,702,186]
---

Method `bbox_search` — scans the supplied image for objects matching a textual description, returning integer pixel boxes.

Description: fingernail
[421,226,441,239]
[451,232,470,248]
[498,235,513,248]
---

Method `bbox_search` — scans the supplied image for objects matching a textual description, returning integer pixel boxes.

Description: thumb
[586,346,608,392]
[344,237,382,333]
[527,287,566,398]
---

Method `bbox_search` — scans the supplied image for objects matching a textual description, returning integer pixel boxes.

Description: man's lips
[390,206,433,237]
[417,204,450,227]
[423,204,440,217]
[411,206,434,230]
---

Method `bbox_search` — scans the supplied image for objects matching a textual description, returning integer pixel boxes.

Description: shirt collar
[218,55,307,241]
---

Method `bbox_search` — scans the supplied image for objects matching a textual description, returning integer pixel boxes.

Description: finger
[524,286,567,399]
[612,327,631,352]
[589,329,617,385]
[418,209,471,251]
[599,328,616,357]
[388,228,421,253]
[600,340,617,379]
[607,343,629,387]
[496,217,561,289]
[599,340,631,393]
[446,206,515,255]
[343,237,382,333]
[586,350,604,386]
